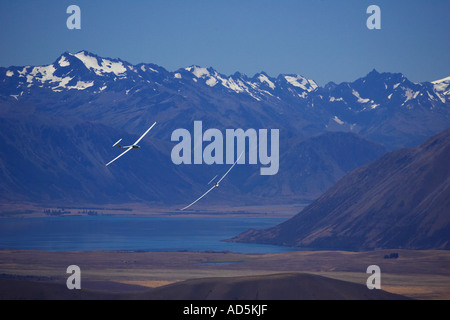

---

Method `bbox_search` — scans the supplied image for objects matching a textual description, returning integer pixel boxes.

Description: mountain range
[0,50,449,208]
[1,50,449,148]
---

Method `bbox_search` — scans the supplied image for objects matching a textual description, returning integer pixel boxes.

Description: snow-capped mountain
[180,65,318,101]
[1,50,449,150]
[322,69,448,112]
[2,50,447,99]
[2,50,448,107]
[1,50,317,101]
[1,51,168,95]
[432,76,450,99]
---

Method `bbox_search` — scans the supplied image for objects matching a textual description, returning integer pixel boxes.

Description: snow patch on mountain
[432,76,450,101]
[333,116,344,125]
[432,76,450,84]
[28,65,64,84]
[70,81,94,90]
[352,89,370,103]
[309,80,318,90]
[187,66,210,78]
[284,75,317,92]
[74,51,126,76]
[140,65,155,73]
[403,88,420,105]
[257,74,276,89]
[284,75,305,89]
[206,77,218,87]
[58,56,70,67]
[220,76,246,93]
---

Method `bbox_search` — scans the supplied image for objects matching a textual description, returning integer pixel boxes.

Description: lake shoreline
[0,202,306,219]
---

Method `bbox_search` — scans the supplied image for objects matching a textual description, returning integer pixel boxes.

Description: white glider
[181,150,244,211]
[105,122,156,167]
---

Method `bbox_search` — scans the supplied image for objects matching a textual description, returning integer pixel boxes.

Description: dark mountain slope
[241,132,387,201]
[0,113,387,207]
[0,114,198,205]
[0,273,409,300]
[230,128,450,250]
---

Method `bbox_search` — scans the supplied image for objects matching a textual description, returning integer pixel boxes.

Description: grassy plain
[0,249,448,299]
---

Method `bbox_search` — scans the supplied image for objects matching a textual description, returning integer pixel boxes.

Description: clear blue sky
[0,0,448,85]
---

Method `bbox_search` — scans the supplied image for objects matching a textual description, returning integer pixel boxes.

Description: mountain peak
[75,49,96,56]
[363,69,408,82]
[368,68,379,75]
[185,65,214,78]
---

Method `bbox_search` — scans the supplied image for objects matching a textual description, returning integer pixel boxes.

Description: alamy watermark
[67,5,380,31]
[366,265,381,289]
[366,5,381,30]
[66,265,81,290]
[171,121,279,176]
[66,4,381,30]
[66,5,81,30]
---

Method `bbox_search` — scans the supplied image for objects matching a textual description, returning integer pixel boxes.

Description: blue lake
[0,216,299,253]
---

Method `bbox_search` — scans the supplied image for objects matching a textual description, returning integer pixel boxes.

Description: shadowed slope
[0,273,409,300]
[231,127,450,250]
[131,273,408,300]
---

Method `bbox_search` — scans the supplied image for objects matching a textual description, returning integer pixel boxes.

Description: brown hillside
[231,127,450,250]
